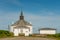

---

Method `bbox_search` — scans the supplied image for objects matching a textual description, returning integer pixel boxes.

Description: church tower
[20,11,24,20]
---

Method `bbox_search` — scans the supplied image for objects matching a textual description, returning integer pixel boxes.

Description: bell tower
[20,10,24,20]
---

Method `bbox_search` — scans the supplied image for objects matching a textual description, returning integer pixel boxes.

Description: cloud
[0,0,23,7]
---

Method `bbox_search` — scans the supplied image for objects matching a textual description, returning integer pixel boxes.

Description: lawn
[0,30,60,40]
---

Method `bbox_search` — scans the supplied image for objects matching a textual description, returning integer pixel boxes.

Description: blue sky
[0,0,60,33]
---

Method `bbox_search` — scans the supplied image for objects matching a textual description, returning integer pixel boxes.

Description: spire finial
[21,8,23,16]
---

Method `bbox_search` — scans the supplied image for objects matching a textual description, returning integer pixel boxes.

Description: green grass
[0,30,14,38]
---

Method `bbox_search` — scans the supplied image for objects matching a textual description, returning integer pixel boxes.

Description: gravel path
[0,37,56,40]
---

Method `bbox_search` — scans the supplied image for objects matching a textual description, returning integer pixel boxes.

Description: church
[9,11,32,36]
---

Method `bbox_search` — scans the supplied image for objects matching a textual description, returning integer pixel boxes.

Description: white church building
[9,11,32,36]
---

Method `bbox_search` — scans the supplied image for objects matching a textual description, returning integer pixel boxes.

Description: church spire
[21,10,23,16]
[20,10,24,20]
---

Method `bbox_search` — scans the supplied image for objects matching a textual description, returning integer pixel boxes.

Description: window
[21,29,23,33]
[26,31,28,33]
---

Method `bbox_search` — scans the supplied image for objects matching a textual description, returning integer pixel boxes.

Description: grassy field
[0,30,59,40]
[0,36,56,40]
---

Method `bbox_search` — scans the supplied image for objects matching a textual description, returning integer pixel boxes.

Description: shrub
[0,30,14,38]
[55,33,60,38]
[46,33,60,38]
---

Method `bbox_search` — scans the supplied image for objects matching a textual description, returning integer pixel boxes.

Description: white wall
[24,29,29,36]
[19,28,30,36]
[13,28,30,36]
[10,26,16,32]
[13,28,19,36]
[40,30,56,34]
[27,26,32,34]
[10,25,32,36]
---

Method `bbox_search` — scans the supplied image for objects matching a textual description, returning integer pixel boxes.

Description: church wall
[18,29,21,33]
[18,28,30,34]
[13,28,19,36]
[14,28,30,36]
[24,29,30,36]
[10,26,16,32]
[27,26,32,34]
